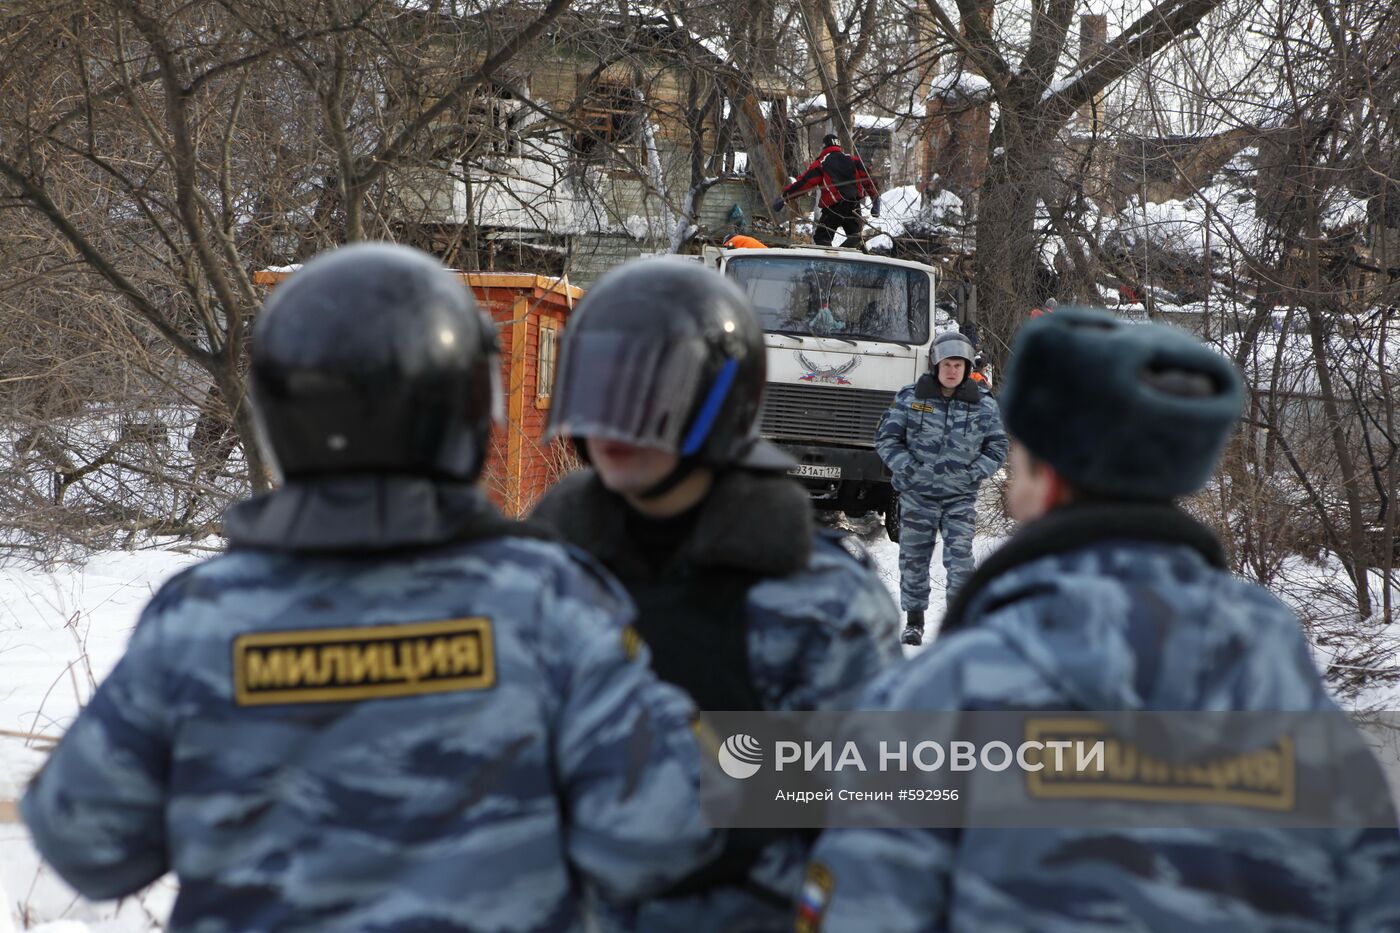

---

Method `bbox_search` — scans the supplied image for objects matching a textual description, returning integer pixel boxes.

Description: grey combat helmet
[931,331,976,370]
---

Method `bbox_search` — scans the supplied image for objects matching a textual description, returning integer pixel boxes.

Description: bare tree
[1116,0,1400,699]
[906,0,1231,365]
[0,0,573,552]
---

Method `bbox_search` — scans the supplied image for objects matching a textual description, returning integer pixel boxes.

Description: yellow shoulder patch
[232,617,495,706]
[621,625,645,662]
[690,716,722,759]
[910,401,936,413]
[1023,718,1296,811]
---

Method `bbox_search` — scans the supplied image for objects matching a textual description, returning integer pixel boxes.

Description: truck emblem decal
[797,352,860,385]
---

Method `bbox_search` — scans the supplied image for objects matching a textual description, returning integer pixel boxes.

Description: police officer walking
[800,308,1400,932]
[876,330,1008,646]
[531,257,901,931]
[22,244,719,932]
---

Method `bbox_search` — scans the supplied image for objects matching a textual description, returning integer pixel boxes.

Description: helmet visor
[548,331,708,452]
[933,333,976,366]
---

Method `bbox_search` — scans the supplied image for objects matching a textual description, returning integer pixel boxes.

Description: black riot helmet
[549,257,791,476]
[251,242,500,482]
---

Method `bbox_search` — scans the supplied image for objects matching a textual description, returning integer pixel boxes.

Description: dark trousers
[814,200,862,246]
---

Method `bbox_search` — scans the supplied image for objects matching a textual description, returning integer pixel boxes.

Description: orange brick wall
[514,306,569,508]
[470,277,581,516]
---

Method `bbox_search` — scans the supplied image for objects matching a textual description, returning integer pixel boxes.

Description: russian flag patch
[795,862,834,933]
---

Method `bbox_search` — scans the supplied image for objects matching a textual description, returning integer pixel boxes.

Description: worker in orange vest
[969,355,991,389]
[723,233,768,249]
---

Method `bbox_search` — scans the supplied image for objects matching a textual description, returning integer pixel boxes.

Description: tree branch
[0,156,209,366]
[1042,0,1224,125]
[350,0,573,197]
[1019,0,1077,88]
[945,0,1011,90]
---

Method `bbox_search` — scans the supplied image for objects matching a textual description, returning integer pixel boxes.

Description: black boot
[901,610,925,646]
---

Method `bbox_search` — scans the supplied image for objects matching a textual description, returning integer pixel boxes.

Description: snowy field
[1,551,197,932]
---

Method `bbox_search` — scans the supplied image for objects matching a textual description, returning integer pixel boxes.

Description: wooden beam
[506,296,530,513]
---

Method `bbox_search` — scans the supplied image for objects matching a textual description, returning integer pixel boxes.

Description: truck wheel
[885,497,901,543]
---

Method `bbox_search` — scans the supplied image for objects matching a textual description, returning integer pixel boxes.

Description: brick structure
[922,90,991,202]
[467,273,582,515]
[252,268,583,516]
[919,1,993,204]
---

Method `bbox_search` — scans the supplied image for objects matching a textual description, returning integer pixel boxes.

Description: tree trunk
[1306,305,1373,620]
[973,115,1050,370]
[211,360,272,495]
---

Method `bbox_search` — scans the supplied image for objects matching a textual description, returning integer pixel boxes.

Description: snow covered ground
[1,551,197,931]
[859,527,1008,648]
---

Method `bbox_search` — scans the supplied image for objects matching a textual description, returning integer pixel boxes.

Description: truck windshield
[726,255,930,345]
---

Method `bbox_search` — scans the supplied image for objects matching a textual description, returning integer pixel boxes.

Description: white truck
[705,245,944,540]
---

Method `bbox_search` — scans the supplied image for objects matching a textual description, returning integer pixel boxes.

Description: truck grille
[759,383,896,448]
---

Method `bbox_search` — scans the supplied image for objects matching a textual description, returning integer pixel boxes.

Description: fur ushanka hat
[998,307,1243,500]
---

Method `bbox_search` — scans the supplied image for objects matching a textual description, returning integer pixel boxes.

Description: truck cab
[706,245,939,523]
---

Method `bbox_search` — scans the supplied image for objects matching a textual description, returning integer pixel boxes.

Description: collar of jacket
[223,475,552,554]
[940,501,1227,634]
[537,468,814,577]
[915,373,982,403]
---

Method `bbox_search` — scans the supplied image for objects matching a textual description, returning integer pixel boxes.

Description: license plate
[789,463,841,479]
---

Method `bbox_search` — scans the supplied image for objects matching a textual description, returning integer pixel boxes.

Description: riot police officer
[22,244,719,932]
[531,257,901,932]
[801,309,1400,932]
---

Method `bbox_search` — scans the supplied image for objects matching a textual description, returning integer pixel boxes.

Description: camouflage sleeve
[20,591,175,900]
[800,827,956,932]
[874,388,914,477]
[1341,828,1400,931]
[970,394,1009,481]
[549,567,720,900]
[804,663,961,928]
[796,637,986,931]
[790,543,902,711]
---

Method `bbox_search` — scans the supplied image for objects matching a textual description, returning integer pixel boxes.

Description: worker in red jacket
[773,134,881,246]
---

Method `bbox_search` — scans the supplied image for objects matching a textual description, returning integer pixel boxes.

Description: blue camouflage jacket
[805,503,1400,932]
[22,478,719,933]
[532,469,902,931]
[876,375,1008,501]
